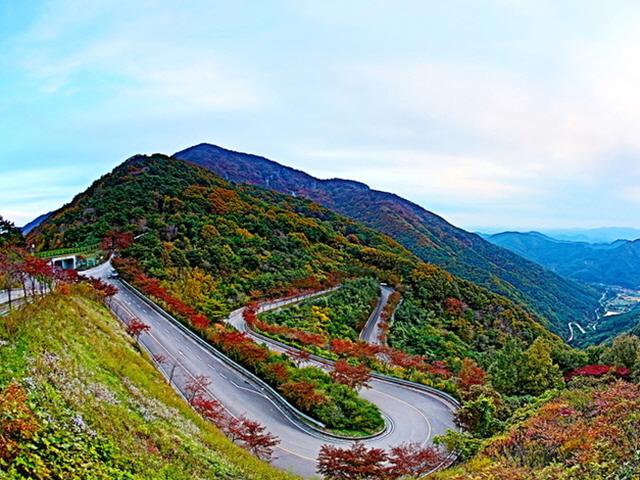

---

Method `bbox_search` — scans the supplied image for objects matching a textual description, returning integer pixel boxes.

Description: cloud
[12,1,268,113]
[302,148,535,203]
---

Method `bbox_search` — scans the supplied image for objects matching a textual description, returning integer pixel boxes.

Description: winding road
[84,261,456,477]
[359,285,394,345]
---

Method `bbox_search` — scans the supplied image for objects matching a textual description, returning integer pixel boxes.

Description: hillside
[487,231,640,289]
[173,143,599,333]
[434,380,640,480]
[30,154,560,370]
[0,286,298,480]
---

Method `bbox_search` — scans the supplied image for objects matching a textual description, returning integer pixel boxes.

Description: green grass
[0,286,300,480]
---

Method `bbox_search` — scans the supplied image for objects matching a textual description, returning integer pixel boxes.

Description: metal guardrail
[119,279,387,441]
[35,243,101,259]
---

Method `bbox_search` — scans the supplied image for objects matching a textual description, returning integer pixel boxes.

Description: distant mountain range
[486,231,640,289]
[174,143,600,332]
[21,211,52,235]
[540,227,640,244]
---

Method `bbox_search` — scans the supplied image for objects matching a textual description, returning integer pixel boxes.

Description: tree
[280,380,327,410]
[191,395,226,426]
[386,442,444,478]
[521,337,563,396]
[458,358,486,397]
[126,318,150,344]
[0,216,22,247]
[317,442,387,480]
[454,395,499,438]
[330,360,371,390]
[185,374,212,403]
[601,334,640,370]
[488,339,526,396]
[228,416,279,459]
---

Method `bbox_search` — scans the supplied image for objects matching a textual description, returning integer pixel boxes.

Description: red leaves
[280,380,328,410]
[330,360,371,390]
[126,318,150,342]
[565,364,630,381]
[317,442,445,480]
[458,358,487,395]
[444,297,465,316]
[190,391,279,460]
[317,443,388,480]
[88,278,118,298]
[191,396,226,425]
[131,270,210,332]
[227,416,279,459]
[0,382,38,462]
[185,374,212,402]
[101,230,134,251]
[387,442,445,478]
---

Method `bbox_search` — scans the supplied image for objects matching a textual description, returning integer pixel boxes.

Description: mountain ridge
[487,230,640,289]
[174,143,600,333]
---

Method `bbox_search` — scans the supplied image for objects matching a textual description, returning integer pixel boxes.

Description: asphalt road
[84,261,456,478]
[359,285,394,345]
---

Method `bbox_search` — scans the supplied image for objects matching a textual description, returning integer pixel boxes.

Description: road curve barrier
[118,279,389,441]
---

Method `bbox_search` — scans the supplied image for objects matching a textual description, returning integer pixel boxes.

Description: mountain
[30,154,559,366]
[21,211,53,235]
[486,231,640,289]
[541,227,640,244]
[173,143,600,333]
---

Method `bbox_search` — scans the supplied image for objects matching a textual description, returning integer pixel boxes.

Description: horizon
[3,1,640,231]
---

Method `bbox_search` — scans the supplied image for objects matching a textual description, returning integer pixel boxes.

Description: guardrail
[119,279,387,441]
[35,243,101,259]
[246,320,460,409]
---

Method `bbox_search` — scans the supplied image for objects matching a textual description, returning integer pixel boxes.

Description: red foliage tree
[565,364,630,381]
[280,380,327,410]
[317,442,388,480]
[191,396,226,426]
[458,358,487,395]
[330,360,371,390]
[227,416,279,459]
[101,230,134,251]
[185,374,212,403]
[126,318,150,344]
[444,297,465,316]
[386,442,444,478]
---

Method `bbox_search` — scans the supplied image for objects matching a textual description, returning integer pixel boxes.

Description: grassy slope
[0,287,298,480]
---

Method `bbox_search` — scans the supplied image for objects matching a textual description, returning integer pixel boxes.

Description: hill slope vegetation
[173,143,599,333]
[0,287,298,480]
[30,155,560,374]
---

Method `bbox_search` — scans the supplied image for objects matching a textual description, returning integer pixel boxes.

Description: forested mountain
[23,154,640,480]
[487,231,640,289]
[30,154,559,366]
[173,143,599,333]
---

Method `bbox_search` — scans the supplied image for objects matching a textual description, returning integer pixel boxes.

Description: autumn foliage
[317,442,444,480]
[0,383,39,463]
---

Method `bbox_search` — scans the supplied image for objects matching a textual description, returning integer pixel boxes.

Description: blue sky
[2,1,640,230]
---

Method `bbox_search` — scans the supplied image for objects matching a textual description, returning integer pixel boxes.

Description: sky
[2,1,640,231]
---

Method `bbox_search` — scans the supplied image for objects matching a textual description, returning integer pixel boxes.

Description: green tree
[601,334,640,370]
[454,395,500,438]
[488,339,526,396]
[521,337,563,396]
[0,216,22,247]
